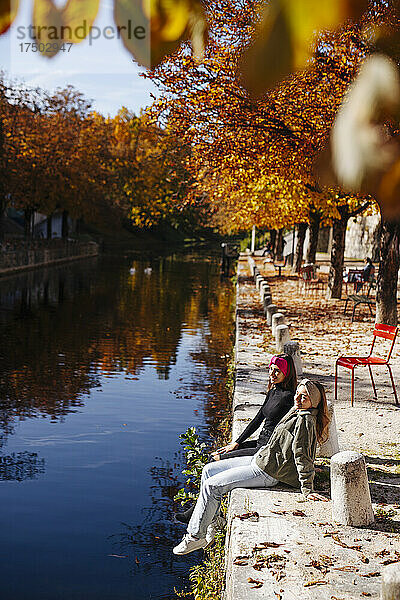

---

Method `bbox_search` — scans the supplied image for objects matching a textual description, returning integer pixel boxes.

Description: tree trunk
[61,210,69,238]
[376,220,400,326]
[326,207,349,300]
[47,214,53,239]
[293,223,307,273]
[269,229,277,259]
[305,210,321,264]
[275,228,284,260]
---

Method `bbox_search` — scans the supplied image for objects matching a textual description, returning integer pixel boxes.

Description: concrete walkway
[224,256,400,600]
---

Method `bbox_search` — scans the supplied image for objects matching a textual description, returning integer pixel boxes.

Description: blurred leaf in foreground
[240,0,368,96]
[32,0,100,57]
[0,0,19,34]
[330,54,400,220]
[114,0,208,69]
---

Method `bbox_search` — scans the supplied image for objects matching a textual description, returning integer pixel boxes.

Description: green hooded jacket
[254,406,318,497]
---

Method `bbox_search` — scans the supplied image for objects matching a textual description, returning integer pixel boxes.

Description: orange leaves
[2,79,113,222]
[240,0,368,95]
[32,0,100,57]
[0,0,19,34]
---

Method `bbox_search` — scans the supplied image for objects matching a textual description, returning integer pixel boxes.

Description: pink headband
[269,356,288,378]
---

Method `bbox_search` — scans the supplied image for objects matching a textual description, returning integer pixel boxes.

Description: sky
[0,0,158,116]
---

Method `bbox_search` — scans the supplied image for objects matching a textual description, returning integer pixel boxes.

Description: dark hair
[267,354,297,394]
[312,381,331,444]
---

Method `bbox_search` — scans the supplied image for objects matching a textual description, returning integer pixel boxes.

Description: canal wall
[0,241,99,275]
[224,255,400,600]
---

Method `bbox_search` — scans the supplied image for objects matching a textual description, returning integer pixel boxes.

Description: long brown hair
[313,381,331,444]
[267,354,297,394]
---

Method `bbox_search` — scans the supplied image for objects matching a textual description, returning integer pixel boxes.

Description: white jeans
[187,455,277,538]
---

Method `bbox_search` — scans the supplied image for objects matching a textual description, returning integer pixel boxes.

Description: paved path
[224,256,400,600]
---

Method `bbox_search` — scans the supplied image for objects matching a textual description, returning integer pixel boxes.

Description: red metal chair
[335,323,399,406]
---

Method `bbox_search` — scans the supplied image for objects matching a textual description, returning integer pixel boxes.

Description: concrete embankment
[224,256,400,600]
[0,241,99,275]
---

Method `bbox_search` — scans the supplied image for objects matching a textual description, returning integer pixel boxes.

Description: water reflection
[0,252,234,599]
[110,454,200,599]
[0,451,45,481]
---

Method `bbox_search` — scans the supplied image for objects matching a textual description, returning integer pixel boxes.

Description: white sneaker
[173,533,207,555]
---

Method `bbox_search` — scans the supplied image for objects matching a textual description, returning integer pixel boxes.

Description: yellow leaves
[240,0,368,95]
[0,0,19,35]
[282,0,366,71]
[32,0,100,57]
[114,0,208,69]
[143,0,190,42]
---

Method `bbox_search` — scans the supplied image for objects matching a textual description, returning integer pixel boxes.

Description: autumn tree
[145,0,368,236]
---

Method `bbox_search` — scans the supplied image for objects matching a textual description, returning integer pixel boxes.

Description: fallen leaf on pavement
[361,556,370,563]
[235,511,259,521]
[323,531,339,537]
[259,542,283,548]
[382,558,400,565]
[248,577,264,588]
[304,579,328,587]
[271,510,288,515]
[332,535,362,551]
[233,558,249,566]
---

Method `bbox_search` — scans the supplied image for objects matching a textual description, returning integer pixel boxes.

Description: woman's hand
[307,492,330,502]
[211,441,239,460]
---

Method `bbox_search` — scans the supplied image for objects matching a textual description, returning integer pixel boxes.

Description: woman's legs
[187,455,277,539]
[175,444,259,524]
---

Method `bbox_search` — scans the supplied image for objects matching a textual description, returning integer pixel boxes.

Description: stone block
[255,275,264,290]
[263,294,272,310]
[331,451,374,527]
[272,312,285,337]
[381,563,400,600]
[260,282,270,301]
[266,304,278,326]
[276,324,290,352]
[283,340,303,377]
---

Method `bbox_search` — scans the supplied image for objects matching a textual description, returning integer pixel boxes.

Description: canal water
[0,252,235,600]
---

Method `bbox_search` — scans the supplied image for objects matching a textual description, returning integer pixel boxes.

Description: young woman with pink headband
[174,354,296,525]
[212,354,297,461]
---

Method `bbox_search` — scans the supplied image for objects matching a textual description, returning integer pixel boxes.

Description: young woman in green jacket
[173,378,331,555]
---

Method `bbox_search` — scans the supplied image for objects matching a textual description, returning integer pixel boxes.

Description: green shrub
[174,427,210,505]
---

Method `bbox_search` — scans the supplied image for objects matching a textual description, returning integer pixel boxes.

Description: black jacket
[235,384,294,448]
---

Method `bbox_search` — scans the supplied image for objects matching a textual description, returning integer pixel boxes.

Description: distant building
[33,212,75,239]
[285,214,380,263]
